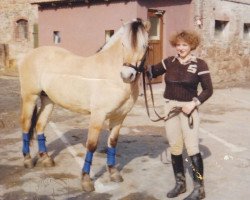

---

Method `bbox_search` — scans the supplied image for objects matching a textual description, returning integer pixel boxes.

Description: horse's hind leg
[82,112,106,192]
[106,115,126,182]
[21,94,39,168]
[35,94,55,167]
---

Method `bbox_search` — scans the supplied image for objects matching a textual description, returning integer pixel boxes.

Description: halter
[122,46,149,74]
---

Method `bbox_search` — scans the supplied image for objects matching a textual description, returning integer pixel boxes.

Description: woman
[148,30,213,199]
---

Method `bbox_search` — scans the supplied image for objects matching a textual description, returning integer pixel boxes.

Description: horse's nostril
[129,73,134,79]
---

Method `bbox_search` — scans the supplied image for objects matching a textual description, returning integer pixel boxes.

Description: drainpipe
[194,0,203,29]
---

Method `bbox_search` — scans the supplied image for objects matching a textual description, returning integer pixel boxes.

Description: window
[214,20,229,39]
[105,30,114,42]
[149,16,160,40]
[243,23,250,40]
[16,19,28,40]
[53,31,61,44]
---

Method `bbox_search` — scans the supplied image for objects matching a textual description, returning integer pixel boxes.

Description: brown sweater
[151,56,213,104]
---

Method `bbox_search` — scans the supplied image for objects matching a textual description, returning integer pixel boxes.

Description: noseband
[123,62,145,73]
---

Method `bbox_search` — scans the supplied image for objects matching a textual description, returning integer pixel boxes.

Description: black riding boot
[184,153,205,200]
[167,154,186,198]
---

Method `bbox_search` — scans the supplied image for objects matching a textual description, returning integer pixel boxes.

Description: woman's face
[175,40,191,59]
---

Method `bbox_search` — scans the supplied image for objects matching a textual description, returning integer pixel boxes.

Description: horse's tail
[28,91,48,141]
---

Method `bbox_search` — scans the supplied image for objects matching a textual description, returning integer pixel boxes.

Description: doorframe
[147,9,164,60]
[147,9,165,83]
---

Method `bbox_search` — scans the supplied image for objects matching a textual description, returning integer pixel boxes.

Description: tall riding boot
[167,154,186,198]
[184,153,205,200]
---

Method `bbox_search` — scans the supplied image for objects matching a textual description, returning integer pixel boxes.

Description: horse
[18,18,150,192]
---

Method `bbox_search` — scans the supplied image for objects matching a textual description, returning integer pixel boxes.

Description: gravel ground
[0,75,250,200]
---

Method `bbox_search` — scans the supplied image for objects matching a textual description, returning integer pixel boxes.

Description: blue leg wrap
[107,147,116,167]
[37,134,47,153]
[82,151,93,174]
[22,133,30,155]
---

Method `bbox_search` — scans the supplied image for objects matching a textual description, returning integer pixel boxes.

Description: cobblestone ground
[0,75,250,200]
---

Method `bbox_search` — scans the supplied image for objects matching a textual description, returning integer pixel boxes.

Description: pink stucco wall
[39,1,137,56]
[137,0,193,57]
[38,0,193,57]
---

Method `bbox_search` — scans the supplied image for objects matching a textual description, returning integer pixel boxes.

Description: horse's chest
[113,90,138,116]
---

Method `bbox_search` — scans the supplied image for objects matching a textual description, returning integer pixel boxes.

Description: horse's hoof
[37,153,55,167]
[81,173,95,192]
[23,155,34,168]
[108,166,124,182]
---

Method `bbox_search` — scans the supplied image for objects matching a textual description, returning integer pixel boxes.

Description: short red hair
[169,30,200,50]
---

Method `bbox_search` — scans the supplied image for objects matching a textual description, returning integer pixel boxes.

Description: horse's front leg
[106,115,126,182]
[82,112,106,192]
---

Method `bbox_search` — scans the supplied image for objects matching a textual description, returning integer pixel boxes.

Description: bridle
[122,46,149,75]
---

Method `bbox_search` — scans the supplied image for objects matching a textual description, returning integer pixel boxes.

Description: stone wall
[195,0,250,87]
[0,0,38,74]
[0,44,9,69]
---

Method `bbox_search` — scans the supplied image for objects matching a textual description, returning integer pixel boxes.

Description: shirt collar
[172,54,197,64]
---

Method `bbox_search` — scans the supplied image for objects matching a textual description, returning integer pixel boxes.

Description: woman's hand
[182,101,196,115]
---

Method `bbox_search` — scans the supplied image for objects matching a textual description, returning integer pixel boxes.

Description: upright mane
[100,18,148,52]
[130,18,145,50]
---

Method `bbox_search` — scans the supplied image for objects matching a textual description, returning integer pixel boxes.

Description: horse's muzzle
[120,66,137,83]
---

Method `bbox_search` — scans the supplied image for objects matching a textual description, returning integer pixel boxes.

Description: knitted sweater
[151,56,213,103]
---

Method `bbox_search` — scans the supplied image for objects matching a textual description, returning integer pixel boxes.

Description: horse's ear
[143,21,151,32]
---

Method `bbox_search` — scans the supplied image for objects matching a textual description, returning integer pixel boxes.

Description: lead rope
[142,65,194,128]
[142,71,183,122]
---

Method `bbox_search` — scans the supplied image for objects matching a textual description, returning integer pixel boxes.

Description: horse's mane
[130,18,146,50]
[100,18,147,52]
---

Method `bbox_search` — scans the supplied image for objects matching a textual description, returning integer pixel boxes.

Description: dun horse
[19,18,150,191]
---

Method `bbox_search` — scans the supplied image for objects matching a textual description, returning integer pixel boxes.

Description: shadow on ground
[46,126,211,178]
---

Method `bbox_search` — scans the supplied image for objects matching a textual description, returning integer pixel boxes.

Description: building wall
[0,0,38,72]
[195,0,250,87]
[137,0,193,57]
[38,0,193,57]
[38,1,138,56]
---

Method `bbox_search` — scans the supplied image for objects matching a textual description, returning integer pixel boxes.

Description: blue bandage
[82,151,93,174]
[22,133,30,155]
[107,147,116,166]
[37,134,47,153]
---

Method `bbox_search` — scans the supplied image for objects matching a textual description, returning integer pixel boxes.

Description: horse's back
[19,46,73,95]
[20,46,72,68]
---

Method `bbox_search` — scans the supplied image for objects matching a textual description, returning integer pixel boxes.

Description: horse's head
[120,18,150,83]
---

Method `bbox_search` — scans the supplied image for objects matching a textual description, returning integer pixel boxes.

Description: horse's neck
[97,39,123,67]
[97,39,140,98]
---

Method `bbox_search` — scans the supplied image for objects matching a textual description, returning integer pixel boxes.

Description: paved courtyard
[0,75,250,200]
